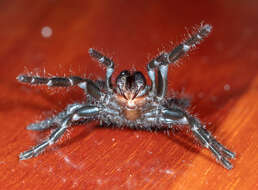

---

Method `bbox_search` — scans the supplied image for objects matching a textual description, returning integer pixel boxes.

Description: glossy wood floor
[0,0,257,189]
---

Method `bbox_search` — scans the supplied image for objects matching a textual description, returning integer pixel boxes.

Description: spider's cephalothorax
[17,24,236,170]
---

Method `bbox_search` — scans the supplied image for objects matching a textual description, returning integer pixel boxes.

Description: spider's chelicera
[18,24,235,169]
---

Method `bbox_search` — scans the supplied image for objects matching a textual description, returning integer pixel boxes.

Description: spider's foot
[217,143,236,159]
[26,120,54,131]
[220,156,233,170]
[19,148,44,160]
[19,149,34,160]
[222,148,236,159]
[221,151,236,170]
[210,144,236,170]
[212,141,236,169]
[16,75,31,83]
[19,141,49,160]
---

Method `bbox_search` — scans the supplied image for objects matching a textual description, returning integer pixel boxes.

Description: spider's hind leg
[157,107,235,169]
[185,114,235,169]
[26,117,59,131]
[26,103,84,131]
[19,105,100,160]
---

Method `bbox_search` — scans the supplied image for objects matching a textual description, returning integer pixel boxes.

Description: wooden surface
[0,0,257,189]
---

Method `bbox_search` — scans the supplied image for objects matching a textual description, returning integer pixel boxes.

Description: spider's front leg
[147,23,212,98]
[19,105,100,160]
[144,106,235,169]
[17,75,87,87]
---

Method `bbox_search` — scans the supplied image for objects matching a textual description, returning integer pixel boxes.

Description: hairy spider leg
[26,103,84,131]
[17,75,87,87]
[162,107,235,169]
[17,73,103,100]
[167,97,191,109]
[88,48,114,92]
[142,105,235,169]
[147,24,212,99]
[186,114,235,170]
[17,23,235,169]
[19,105,100,160]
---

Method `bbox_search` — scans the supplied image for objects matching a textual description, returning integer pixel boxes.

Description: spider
[18,23,235,170]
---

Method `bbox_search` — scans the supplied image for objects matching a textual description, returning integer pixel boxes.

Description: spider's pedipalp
[88,48,114,91]
[88,48,114,68]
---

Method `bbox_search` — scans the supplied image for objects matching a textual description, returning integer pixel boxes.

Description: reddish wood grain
[0,0,257,189]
